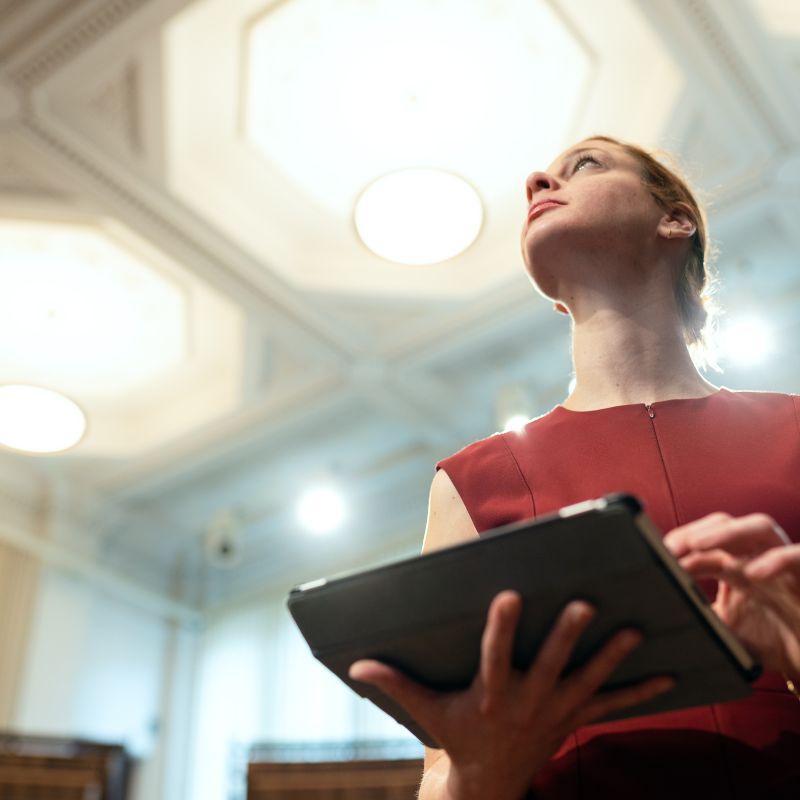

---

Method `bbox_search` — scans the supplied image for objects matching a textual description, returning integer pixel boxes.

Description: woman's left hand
[663,512,800,679]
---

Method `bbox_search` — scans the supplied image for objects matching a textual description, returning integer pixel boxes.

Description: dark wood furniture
[247,757,424,800]
[0,733,130,800]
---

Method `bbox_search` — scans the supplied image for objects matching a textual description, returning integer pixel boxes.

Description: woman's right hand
[349,591,676,800]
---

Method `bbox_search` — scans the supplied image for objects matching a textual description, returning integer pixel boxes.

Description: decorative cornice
[678,0,793,147]
[7,0,152,89]
[0,0,80,68]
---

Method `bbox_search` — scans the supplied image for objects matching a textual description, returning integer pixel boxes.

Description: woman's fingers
[741,550,800,620]
[478,591,523,705]
[664,513,789,559]
[520,601,596,706]
[572,673,676,729]
[663,512,733,556]
[745,545,800,581]
[348,659,441,733]
[678,549,748,584]
[559,626,644,708]
[680,545,800,594]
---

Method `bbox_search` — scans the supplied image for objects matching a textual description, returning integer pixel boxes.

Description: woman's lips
[527,201,565,223]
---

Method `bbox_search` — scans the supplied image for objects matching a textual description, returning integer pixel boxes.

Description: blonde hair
[586,135,720,371]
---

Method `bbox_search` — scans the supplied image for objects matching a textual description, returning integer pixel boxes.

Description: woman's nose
[526,171,559,201]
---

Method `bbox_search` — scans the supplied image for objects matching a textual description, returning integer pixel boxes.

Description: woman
[349,136,800,798]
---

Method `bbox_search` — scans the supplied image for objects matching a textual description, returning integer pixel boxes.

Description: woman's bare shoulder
[421,468,479,554]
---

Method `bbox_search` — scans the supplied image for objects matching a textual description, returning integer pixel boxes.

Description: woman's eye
[573,154,600,173]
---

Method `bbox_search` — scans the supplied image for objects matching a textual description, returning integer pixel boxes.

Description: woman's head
[520,135,717,368]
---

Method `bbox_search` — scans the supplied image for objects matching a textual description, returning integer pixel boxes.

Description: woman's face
[520,139,665,306]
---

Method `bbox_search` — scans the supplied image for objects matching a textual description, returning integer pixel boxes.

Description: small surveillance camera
[204,510,242,568]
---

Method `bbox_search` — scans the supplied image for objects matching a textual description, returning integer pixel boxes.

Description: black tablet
[287,494,761,748]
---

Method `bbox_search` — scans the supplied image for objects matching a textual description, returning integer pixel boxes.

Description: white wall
[15,566,197,800]
[14,560,422,800]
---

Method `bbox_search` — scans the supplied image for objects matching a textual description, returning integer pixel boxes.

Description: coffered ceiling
[0,0,798,616]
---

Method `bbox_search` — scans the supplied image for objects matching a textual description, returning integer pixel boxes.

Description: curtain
[0,540,40,726]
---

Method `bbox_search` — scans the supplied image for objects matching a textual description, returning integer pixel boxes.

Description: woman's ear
[660,202,696,240]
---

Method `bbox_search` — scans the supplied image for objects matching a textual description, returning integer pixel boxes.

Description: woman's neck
[563,308,719,412]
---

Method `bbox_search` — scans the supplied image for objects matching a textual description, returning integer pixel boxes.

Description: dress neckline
[553,386,731,416]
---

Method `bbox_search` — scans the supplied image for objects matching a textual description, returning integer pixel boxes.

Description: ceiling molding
[634,0,796,149]
[0,518,201,624]
[3,0,193,88]
[83,371,353,497]
[17,114,354,360]
[85,60,142,154]
[697,0,800,145]
[0,147,70,199]
[0,0,86,69]
[6,1,150,88]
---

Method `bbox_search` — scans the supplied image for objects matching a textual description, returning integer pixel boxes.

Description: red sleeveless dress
[436,388,800,799]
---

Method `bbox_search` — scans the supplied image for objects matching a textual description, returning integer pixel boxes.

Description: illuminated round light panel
[0,220,185,398]
[0,385,86,454]
[355,169,482,265]
[245,0,590,214]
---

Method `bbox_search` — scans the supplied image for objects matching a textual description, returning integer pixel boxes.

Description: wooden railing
[0,733,130,800]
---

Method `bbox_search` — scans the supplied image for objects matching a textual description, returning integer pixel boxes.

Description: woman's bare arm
[419,469,479,797]
[421,468,479,554]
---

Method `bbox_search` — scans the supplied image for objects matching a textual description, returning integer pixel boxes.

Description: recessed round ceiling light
[354,168,483,265]
[0,385,86,454]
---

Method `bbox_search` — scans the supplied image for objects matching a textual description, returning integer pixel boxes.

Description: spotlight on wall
[496,385,531,434]
[719,316,773,367]
[297,485,346,534]
[502,414,528,433]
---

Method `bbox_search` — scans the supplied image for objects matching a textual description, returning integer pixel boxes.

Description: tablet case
[287,494,761,748]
